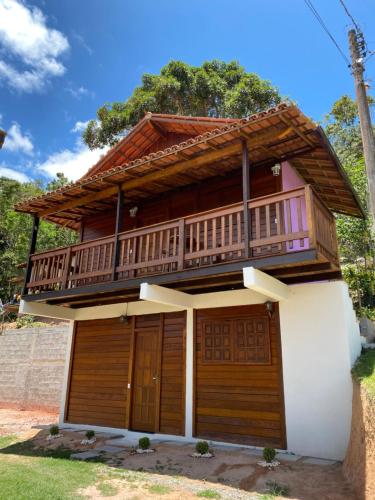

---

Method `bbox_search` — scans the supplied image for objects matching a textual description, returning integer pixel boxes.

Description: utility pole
[348,29,375,232]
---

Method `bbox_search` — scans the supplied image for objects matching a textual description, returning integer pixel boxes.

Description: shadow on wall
[344,356,375,499]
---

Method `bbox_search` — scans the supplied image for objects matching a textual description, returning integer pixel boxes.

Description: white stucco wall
[279,280,361,460]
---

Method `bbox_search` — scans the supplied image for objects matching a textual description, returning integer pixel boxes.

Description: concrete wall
[279,281,361,460]
[0,325,70,411]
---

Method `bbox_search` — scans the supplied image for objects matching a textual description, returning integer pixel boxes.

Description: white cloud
[72,33,93,56]
[65,85,93,99]
[37,141,108,181]
[3,122,34,155]
[0,165,30,182]
[0,0,69,92]
[71,120,90,133]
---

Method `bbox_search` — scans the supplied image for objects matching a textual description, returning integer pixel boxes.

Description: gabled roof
[15,103,364,229]
[83,112,237,179]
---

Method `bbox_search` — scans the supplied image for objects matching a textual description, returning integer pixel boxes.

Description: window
[202,317,271,365]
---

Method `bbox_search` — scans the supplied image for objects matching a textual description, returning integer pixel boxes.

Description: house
[16,103,363,460]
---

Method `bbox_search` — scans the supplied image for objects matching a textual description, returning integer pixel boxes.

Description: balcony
[24,186,339,300]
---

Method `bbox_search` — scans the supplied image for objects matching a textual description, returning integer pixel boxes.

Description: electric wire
[338,0,361,33]
[303,0,351,67]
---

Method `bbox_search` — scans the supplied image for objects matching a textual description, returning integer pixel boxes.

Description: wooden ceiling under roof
[15,103,364,229]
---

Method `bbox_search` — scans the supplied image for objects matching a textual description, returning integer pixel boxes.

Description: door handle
[152,375,159,382]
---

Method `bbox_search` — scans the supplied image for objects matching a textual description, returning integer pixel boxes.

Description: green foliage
[261,481,289,498]
[197,489,221,499]
[352,349,375,397]
[85,430,95,440]
[83,60,282,149]
[342,264,375,315]
[325,95,375,315]
[15,315,48,329]
[148,484,172,495]
[138,436,151,450]
[0,175,77,304]
[49,425,60,436]
[195,440,210,455]
[263,447,276,463]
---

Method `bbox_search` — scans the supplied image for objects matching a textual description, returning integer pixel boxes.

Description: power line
[303,0,351,67]
[338,0,361,33]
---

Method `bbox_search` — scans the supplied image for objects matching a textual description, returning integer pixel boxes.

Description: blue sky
[0,0,374,184]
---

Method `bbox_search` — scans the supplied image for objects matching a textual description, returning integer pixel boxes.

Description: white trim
[59,320,75,425]
[185,308,194,438]
[140,283,194,308]
[243,267,289,301]
[20,300,76,321]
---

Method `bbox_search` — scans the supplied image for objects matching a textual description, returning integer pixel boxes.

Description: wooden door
[130,328,162,432]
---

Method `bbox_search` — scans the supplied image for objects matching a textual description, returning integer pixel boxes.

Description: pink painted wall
[281,162,309,251]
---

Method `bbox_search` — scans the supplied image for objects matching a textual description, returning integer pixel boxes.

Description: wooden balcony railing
[25,186,339,294]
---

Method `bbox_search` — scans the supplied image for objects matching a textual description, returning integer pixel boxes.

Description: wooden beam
[242,139,251,259]
[23,214,39,295]
[279,115,315,148]
[140,283,194,308]
[37,124,292,218]
[243,267,289,301]
[112,186,124,281]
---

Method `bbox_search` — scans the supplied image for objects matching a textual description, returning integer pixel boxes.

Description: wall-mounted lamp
[129,206,138,218]
[265,301,274,318]
[271,163,281,176]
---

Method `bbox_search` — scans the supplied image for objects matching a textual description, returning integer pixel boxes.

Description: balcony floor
[23,248,340,308]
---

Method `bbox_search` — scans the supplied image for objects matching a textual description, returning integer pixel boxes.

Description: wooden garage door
[195,304,286,448]
[65,318,131,428]
[65,312,185,433]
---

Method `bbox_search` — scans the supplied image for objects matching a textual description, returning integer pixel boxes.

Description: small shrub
[49,425,60,436]
[265,480,290,496]
[85,430,95,440]
[263,447,276,463]
[195,440,209,455]
[138,436,150,450]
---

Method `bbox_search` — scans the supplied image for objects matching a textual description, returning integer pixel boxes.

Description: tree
[83,60,282,149]
[324,95,375,315]
[0,175,77,303]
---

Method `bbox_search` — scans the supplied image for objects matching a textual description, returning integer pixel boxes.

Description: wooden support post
[178,219,185,271]
[112,186,124,281]
[23,214,39,295]
[241,139,251,259]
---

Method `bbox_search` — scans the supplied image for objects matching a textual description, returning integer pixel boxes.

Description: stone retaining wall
[0,325,70,411]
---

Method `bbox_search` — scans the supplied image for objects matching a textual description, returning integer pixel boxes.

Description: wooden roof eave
[14,104,364,222]
[315,126,365,218]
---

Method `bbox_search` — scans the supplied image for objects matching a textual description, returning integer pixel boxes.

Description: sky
[0,0,374,184]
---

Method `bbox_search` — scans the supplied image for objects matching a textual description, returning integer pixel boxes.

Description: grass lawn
[0,435,99,500]
[352,348,375,397]
[0,434,263,500]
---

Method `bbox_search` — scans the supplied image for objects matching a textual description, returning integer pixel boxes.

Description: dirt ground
[0,406,356,500]
[0,405,58,437]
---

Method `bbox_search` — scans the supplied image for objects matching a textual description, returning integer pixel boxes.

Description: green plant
[197,490,221,499]
[263,447,276,463]
[85,430,95,440]
[49,425,60,436]
[148,484,172,495]
[138,437,150,450]
[265,480,290,496]
[97,481,119,497]
[352,348,375,397]
[195,440,209,455]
